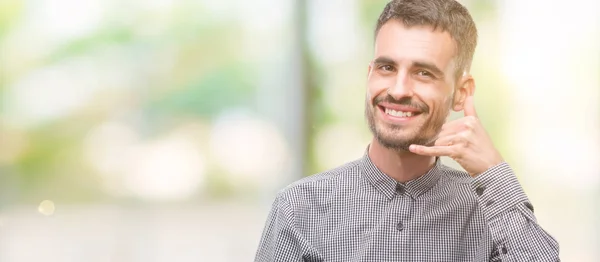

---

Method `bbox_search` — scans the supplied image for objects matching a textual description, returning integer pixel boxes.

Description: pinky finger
[409,144,456,157]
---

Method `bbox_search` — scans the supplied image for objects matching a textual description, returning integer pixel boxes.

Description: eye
[416,70,432,77]
[378,65,395,72]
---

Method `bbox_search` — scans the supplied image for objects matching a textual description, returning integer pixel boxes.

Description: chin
[374,126,435,150]
[373,130,414,151]
[376,122,418,138]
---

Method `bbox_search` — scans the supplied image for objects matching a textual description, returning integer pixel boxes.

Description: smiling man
[254,0,559,261]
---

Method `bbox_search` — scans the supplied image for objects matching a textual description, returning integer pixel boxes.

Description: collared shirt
[254,150,560,261]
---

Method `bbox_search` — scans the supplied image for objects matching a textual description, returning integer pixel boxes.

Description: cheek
[367,76,391,101]
[430,97,453,118]
[423,82,452,97]
[419,95,450,123]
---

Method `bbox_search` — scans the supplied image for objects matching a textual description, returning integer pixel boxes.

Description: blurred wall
[498,0,600,260]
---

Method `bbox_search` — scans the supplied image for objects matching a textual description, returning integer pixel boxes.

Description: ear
[452,73,475,112]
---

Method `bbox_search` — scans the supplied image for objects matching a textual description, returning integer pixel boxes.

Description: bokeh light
[38,200,56,216]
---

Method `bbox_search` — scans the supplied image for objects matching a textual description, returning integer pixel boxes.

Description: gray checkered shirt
[255,150,560,261]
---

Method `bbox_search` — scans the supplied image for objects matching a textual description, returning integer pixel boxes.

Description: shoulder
[276,158,362,206]
[438,163,472,183]
[434,163,478,198]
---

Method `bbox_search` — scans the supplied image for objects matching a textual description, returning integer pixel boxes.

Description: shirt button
[475,186,486,196]
[485,200,495,207]
[501,246,508,254]
[396,184,405,195]
[525,202,535,212]
[396,221,404,231]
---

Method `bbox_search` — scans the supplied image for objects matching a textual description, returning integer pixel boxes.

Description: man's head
[366,0,478,152]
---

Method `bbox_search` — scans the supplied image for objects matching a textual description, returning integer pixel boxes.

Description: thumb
[463,95,477,117]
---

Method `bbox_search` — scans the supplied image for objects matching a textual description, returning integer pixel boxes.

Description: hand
[409,96,504,177]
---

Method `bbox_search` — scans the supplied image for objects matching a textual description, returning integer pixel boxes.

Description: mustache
[374,95,429,113]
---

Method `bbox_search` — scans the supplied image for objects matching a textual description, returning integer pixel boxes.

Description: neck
[368,138,436,183]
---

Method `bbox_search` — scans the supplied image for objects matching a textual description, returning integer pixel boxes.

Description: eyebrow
[372,56,445,78]
[373,56,397,66]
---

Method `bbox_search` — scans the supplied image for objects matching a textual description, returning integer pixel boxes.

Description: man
[255,0,560,261]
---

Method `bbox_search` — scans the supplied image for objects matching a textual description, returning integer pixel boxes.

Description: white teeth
[385,108,414,117]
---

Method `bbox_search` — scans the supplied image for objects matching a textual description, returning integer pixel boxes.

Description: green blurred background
[0,0,598,261]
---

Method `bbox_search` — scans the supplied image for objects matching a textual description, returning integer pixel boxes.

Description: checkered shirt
[255,150,560,261]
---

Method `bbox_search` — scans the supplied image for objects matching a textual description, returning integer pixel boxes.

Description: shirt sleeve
[254,194,315,262]
[471,162,560,261]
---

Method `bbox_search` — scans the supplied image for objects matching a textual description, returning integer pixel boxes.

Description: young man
[255,0,560,261]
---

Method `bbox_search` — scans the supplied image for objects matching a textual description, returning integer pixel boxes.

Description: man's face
[366,20,461,151]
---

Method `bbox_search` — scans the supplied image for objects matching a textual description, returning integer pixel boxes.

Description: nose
[387,72,413,100]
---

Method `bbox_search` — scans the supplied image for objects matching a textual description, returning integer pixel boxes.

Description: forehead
[375,21,457,69]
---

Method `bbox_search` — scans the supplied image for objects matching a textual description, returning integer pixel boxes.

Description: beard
[365,94,450,152]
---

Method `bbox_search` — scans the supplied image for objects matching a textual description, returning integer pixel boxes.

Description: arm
[254,194,313,262]
[472,162,560,261]
[407,95,559,260]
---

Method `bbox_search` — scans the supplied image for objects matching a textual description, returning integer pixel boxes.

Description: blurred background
[0,0,598,261]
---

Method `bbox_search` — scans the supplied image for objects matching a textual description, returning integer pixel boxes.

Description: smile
[385,108,415,117]
[377,103,423,121]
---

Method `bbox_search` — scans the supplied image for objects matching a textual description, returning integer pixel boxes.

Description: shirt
[254,149,560,261]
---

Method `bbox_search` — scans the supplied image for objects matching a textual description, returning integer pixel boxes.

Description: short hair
[375,0,478,76]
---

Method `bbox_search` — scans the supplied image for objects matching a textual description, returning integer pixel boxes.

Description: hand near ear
[409,96,504,177]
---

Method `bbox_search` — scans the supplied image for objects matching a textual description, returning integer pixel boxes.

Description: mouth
[377,105,423,121]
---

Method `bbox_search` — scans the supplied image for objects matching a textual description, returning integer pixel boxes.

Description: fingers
[413,96,479,158]
[434,134,465,147]
[409,144,456,157]
[440,112,476,136]
[439,119,477,138]
[437,126,459,139]
[413,131,472,157]
[463,95,478,117]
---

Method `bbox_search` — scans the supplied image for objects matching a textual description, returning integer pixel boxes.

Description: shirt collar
[359,146,443,200]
